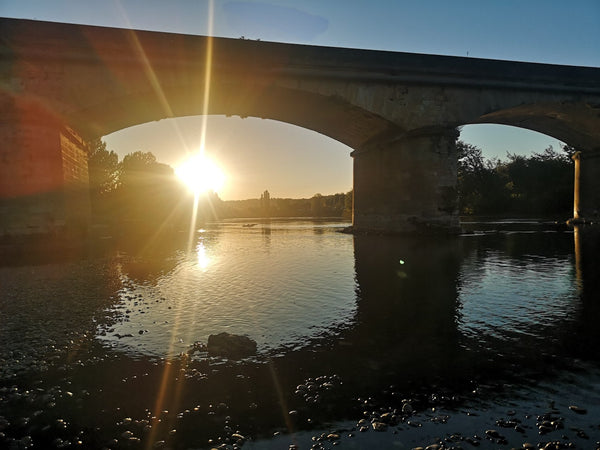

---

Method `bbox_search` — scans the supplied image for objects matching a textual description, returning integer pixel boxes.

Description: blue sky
[3,1,599,199]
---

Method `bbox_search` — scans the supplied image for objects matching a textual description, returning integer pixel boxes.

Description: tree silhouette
[88,138,119,220]
[457,140,574,217]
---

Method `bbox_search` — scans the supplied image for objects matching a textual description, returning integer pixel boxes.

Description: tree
[505,146,573,215]
[344,190,353,218]
[456,141,508,215]
[116,151,185,228]
[88,138,119,219]
[456,140,574,217]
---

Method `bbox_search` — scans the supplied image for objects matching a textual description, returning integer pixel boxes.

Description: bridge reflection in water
[345,228,598,390]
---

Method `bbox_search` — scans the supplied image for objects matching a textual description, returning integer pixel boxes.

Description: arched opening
[91,115,353,238]
[103,115,353,201]
[459,124,566,161]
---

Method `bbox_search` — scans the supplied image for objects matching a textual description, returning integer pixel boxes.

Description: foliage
[88,139,119,193]
[88,139,119,218]
[457,140,574,217]
[89,136,574,230]
[116,151,183,224]
[87,144,229,239]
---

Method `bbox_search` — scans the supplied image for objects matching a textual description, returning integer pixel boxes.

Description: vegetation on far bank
[457,140,575,217]
[87,137,576,231]
[87,139,352,231]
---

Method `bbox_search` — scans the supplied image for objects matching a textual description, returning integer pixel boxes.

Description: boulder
[207,332,257,359]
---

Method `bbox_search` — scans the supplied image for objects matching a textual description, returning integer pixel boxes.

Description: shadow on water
[1,222,600,448]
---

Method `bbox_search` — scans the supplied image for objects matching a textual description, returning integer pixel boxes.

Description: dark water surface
[1,220,599,449]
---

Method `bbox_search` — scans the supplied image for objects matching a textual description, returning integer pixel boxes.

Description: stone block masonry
[0,101,90,237]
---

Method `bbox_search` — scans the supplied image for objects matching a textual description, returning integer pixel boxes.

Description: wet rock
[575,429,589,439]
[568,405,587,414]
[231,433,246,443]
[464,436,480,446]
[371,421,387,431]
[380,412,392,423]
[496,418,520,428]
[207,333,257,359]
[115,333,133,339]
[484,429,501,439]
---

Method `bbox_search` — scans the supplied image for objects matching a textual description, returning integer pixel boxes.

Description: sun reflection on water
[196,241,211,271]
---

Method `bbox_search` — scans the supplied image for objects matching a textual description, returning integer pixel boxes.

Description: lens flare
[175,153,225,195]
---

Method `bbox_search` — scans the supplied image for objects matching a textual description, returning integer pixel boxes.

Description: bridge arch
[81,84,398,152]
[465,101,599,151]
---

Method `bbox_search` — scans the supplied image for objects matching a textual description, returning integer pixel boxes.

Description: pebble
[371,421,387,431]
[568,405,587,414]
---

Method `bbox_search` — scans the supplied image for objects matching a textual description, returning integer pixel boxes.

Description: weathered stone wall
[0,102,89,237]
[60,127,91,236]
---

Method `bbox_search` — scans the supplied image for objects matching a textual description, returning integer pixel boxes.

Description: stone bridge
[2,18,600,235]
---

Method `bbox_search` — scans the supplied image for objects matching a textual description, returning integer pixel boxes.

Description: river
[1,219,599,449]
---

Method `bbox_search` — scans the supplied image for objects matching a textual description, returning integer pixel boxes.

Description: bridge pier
[571,149,600,224]
[352,129,460,234]
[0,100,91,238]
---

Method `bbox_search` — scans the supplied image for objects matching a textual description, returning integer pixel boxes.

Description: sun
[175,153,226,195]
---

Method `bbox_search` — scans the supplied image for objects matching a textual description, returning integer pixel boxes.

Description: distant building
[260,190,271,217]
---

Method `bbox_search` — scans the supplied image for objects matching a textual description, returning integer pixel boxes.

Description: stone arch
[467,101,600,151]
[76,84,400,151]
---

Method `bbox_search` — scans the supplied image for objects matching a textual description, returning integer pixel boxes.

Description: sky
[2,0,599,200]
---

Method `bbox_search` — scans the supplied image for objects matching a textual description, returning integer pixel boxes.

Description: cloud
[222,1,328,42]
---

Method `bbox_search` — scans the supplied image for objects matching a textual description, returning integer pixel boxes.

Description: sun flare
[175,153,226,195]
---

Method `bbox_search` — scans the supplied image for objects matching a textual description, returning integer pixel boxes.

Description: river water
[1,219,599,449]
